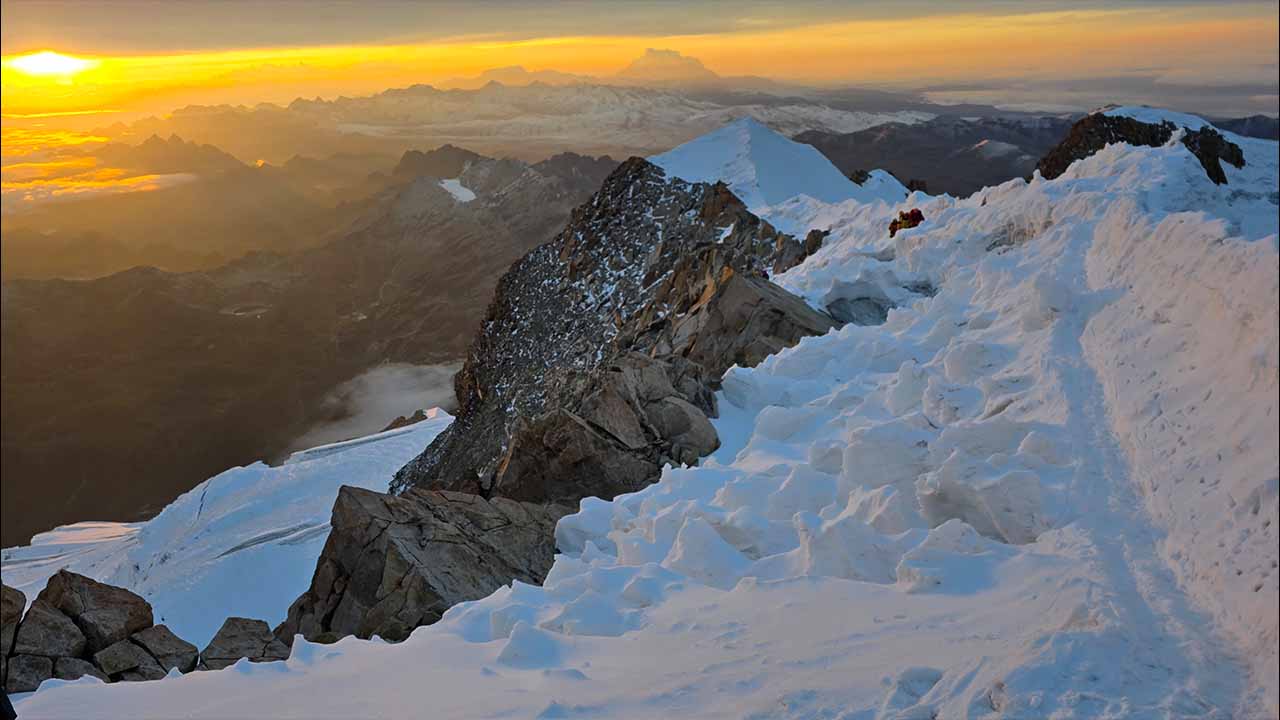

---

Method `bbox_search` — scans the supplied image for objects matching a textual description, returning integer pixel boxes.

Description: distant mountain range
[798,116,1079,197]
[0,149,616,547]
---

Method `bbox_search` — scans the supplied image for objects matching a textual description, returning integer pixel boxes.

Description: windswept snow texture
[652,117,908,213]
[15,118,1280,719]
[1,411,452,647]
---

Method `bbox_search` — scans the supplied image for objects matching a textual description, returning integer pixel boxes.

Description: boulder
[199,617,290,671]
[492,409,661,504]
[640,271,836,373]
[131,624,198,673]
[53,657,108,683]
[828,296,894,326]
[11,603,86,658]
[277,486,569,644]
[36,570,153,653]
[93,639,165,681]
[5,654,52,693]
[1,583,23,659]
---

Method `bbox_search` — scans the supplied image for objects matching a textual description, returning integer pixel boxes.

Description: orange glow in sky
[1,6,1277,120]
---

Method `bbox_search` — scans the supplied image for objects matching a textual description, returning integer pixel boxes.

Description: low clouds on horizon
[285,363,461,455]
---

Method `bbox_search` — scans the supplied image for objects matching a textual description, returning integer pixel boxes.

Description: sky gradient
[2,0,1277,119]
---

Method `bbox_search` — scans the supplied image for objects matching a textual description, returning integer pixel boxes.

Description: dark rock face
[489,353,718,504]
[131,625,199,673]
[5,655,52,693]
[12,604,86,658]
[1,571,202,692]
[1035,112,1245,185]
[36,570,153,654]
[393,157,829,500]
[199,618,290,671]
[276,486,569,644]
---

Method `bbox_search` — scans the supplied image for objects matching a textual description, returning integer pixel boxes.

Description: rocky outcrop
[381,409,431,432]
[276,486,569,644]
[1036,112,1245,185]
[36,570,153,654]
[0,571,201,692]
[285,158,834,650]
[198,618,290,671]
[393,157,831,501]
[489,353,718,504]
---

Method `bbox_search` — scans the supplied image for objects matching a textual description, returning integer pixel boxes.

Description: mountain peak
[615,48,720,85]
[651,117,906,210]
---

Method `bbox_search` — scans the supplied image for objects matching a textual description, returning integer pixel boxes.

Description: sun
[6,51,98,76]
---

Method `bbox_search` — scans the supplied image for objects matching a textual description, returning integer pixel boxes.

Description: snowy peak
[650,117,907,211]
[1100,105,1214,132]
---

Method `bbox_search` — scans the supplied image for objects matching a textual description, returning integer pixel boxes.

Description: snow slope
[439,178,477,202]
[13,117,1278,718]
[652,117,908,212]
[1,411,452,647]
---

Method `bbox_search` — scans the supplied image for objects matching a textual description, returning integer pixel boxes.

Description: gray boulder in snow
[53,657,108,683]
[131,624,199,673]
[36,570,153,654]
[11,603,87,659]
[2,571,202,689]
[199,617,290,671]
[4,654,52,693]
[94,638,166,680]
[276,486,569,644]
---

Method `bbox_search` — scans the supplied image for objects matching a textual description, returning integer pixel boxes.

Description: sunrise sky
[2,0,1278,120]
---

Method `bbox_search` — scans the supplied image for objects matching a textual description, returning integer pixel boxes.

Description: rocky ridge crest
[278,158,836,645]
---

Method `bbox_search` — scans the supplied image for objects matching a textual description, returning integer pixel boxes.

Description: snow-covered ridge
[2,412,452,648]
[1101,104,1216,131]
[651,117,908,212]
[13,114,1279,718]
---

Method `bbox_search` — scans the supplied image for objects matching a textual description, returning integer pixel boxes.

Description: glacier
[1,412,453,648]
[8,113,1278,719]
